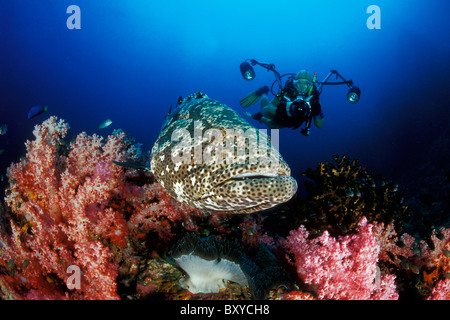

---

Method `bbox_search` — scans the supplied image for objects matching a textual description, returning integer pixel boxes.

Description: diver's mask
[293,79,313,96]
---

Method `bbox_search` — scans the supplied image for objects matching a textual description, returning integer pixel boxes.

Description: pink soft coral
[428,279,450,300]
[282,217,399,300]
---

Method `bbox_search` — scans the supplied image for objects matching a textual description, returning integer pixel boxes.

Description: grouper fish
[148,92,297,214]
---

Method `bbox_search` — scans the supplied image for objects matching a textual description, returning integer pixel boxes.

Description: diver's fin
[239,86,269,108]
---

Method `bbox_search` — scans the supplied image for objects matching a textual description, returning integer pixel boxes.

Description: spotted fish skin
[150,92,297,214]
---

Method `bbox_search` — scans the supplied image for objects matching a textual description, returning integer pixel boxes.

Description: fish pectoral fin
[192,191,214,201]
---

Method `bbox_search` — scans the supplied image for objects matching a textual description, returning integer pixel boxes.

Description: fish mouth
[212,160,291,187]
[202,168,297,214]
[216,171,285,186]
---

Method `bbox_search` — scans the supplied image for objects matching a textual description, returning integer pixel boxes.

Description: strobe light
[240,62,255,81]
[347,86,361,104]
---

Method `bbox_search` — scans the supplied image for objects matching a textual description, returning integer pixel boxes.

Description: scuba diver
[239,59,361,136]
[240,69,323,136]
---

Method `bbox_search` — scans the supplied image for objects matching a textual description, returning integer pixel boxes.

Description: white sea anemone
[175,253,248,293]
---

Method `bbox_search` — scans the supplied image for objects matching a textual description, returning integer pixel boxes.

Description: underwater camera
[239,59,361,104]
[288,98,310,118]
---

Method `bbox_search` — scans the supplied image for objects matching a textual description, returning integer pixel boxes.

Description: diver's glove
[252,112,263,122]
[245,111,263,123]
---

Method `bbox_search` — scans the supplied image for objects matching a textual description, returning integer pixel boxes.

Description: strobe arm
[248,59,283,89]
[317,70,361,103]
[317,70,353,93]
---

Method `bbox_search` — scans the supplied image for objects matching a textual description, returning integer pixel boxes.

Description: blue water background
[1,0,449,199]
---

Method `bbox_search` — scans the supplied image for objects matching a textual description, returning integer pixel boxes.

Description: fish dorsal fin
[165,105,172,120]
[176,92,208,106]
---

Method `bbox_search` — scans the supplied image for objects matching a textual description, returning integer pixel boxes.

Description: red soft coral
[0,117,202,299]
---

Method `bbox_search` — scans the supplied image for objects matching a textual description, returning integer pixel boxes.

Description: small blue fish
[28,105,48,119]
[0,124,7,135]
[99,119,112,129]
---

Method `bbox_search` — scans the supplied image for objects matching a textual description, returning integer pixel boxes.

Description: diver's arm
[311,97,324,129]
[314,110,324,129]
[270,93,283,106]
